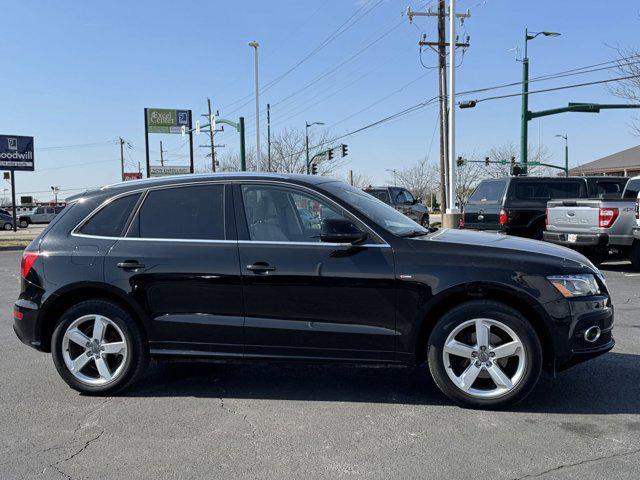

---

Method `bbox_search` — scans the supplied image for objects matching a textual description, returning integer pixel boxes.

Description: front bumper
[543,231,609,247]
[545,293,615,371]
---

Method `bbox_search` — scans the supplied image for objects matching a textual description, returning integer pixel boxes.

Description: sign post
[0,135,34,231]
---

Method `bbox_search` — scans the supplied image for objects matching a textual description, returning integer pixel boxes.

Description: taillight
[545,208,548,226]
[598,207,619,228]
[21,251,39,279]
[499,208,508,226]
[459,210,465,228]
[636,199,639,220]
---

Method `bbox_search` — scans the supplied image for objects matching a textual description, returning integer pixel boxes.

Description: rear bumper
[543,231,609,247]
[13,298,44,351]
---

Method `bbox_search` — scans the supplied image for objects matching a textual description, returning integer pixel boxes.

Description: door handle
[246,262,276,273]
[117,261,146,271]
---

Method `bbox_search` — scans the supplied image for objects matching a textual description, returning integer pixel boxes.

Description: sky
[1,0,640,202]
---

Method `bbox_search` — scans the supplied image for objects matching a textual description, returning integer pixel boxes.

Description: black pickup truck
[461,176,628,239]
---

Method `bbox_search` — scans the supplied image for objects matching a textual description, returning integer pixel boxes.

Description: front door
[235,182,397,362]
[105,182,244,357]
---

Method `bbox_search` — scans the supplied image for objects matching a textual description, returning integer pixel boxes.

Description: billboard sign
[0,135,34,171]
[149,165,190,177]
[146,108,189,134]
[123,172,143,181]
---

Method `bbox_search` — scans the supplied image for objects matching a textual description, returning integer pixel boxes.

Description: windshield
[324,182,427,236]
[467,179,507,204]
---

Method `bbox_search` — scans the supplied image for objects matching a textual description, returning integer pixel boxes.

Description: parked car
[544,176,640,268]
[0,211,14,230]
[14,173,613,408]
[461,176,628,239]
[18,205,65,228]
[363,185,430,227]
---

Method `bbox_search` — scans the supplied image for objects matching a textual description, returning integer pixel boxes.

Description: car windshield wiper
[399,229,430,238]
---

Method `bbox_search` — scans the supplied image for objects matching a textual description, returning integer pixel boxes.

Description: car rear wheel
[19,219,29,228]
[3,222,12,230]
[427,300,542,409]
[51,299,148,395]
[420,215,429,228]
[631,242,640,271]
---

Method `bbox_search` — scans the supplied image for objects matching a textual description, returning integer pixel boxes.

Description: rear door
[104,182,244,357]
[463,179,507,230]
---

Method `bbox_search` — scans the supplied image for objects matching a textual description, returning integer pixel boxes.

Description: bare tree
[455,160,484,206]
[197,128,345,175]
[608,45,640,135]
[346,171,372,188]
[394,159,440,202]
[483,143,556,178]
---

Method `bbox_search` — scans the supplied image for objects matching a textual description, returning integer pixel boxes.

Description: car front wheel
[51,299,148,395]
[19,219,29,228]
[427,300,542,409]
[420,215,429,228]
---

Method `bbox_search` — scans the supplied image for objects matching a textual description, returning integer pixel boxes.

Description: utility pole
[407,3,470,220]
[267,103,272,171]
[555,134,569,177]
[119,137,125,181]
[349,170,353,186]
[207,98,216,172]
[447,0,456,215]
[159,141,165,166]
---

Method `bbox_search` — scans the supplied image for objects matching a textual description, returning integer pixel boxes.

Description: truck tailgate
[546,200,600,233]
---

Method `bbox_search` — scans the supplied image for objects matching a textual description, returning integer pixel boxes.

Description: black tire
[19,219,29,228]
[584,248,606,267]
[420,215,430,228]
[427,300,543,409]
[631,242,640,271]
[51,299,148,395]
[3,222,12,231]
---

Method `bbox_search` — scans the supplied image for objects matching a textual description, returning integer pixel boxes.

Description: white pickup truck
[544,175,640,268]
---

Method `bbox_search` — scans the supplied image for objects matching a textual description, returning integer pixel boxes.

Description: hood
[417,228,597,272]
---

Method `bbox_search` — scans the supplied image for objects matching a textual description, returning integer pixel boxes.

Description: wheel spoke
[491,340,521,359]
[70,353,91,373]
[457,363,482,391]
[444,340,475,359]
[102,341,125,355]
[65,328,90,347]
[92,316,108,342]
[475,319,490,348]
[94,357,112,381]
[487,363,513,390]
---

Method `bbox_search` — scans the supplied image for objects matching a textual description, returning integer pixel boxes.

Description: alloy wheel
[61,314,128,386]
[442,318,526,399]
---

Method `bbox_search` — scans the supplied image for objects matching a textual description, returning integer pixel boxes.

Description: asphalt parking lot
[0,250,638,480]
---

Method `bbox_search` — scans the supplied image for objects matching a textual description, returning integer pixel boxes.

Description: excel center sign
[146,108,190,134]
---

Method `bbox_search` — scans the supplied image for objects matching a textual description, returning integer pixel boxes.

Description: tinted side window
[515,181,583,200]
[136,184,224,239]
[368,190,391,204]
[79,193,141,237]
[624,179,640,199]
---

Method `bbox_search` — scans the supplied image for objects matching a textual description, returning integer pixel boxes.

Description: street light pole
[386,169,398,186]
[555,134,569,177]
[248,41,260,169]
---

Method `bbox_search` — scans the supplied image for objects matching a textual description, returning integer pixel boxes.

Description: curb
[0,244,28,252]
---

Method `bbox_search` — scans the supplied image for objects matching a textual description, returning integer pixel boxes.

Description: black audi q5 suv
[13,173,614,408]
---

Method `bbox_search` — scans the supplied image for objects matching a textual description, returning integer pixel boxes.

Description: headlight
[547,274,601,298]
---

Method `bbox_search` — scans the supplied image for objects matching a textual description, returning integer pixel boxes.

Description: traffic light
[510,157,522,176]
[456,156,465,167]
[311,163,318,175]
[341,144,348,157]
[485,157,490,166]
[327,149,334,161]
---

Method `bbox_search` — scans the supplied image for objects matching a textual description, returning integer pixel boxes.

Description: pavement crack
[512,447,640,479]
[39,429,105,480]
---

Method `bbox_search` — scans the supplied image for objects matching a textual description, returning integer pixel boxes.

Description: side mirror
[320,218,367,244]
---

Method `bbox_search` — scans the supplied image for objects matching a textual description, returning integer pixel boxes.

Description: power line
[36,140,118,151]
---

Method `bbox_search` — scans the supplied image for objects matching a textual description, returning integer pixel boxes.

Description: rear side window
[623,179,640,199]
[367,190,391,204]
[468,180,507,204]
[135,184,224,240]
[515,181,583,200]
[79,193,141,237]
